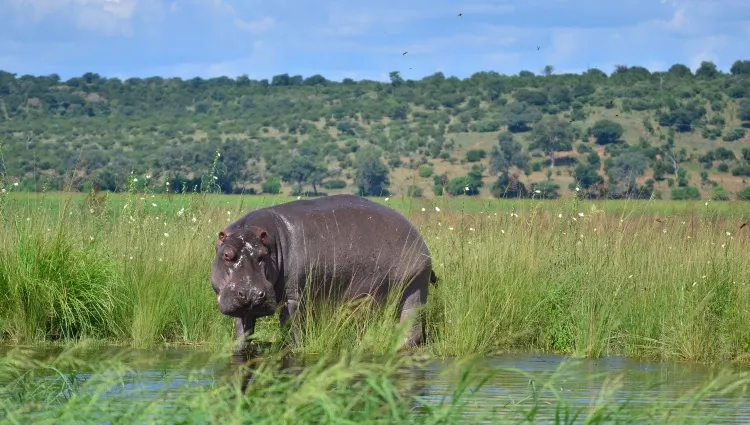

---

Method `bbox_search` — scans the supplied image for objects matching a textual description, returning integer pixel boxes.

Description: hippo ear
[216,231,229,250]
[249,226,269,246]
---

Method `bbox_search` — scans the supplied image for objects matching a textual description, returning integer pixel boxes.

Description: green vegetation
[2,60,750,200]
[4,339,750,424]
[1,187,749,363]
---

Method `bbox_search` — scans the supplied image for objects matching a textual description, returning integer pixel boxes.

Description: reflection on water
[2,346,750,423]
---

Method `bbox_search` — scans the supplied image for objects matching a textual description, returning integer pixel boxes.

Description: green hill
[2,60,750,200]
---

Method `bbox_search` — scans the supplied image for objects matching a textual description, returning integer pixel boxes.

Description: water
[2,346,750,423]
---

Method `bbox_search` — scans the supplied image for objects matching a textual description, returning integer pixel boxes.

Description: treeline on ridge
[1,59,750,200]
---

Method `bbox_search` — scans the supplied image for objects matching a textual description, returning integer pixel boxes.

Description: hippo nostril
[258,291,265,299]
[238,290,246,300]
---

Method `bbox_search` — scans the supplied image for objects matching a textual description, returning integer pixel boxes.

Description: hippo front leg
[279,299,300,347]
[234,315,256,352]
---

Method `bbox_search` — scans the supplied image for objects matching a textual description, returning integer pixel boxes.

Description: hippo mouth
[217,287,277,318]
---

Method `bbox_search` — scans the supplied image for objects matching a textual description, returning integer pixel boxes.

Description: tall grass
[1,186,749,363]
[2,340,750,424]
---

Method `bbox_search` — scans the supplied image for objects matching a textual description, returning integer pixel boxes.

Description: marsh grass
[0,186,749,363]
[3,342,750,424]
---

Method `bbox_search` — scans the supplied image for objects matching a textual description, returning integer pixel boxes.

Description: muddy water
[2,346,750,423]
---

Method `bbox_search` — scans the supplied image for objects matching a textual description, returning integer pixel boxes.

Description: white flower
[448,227,454,231]
[164,233,169,238]
[177,208,185,216]
[726,231,731,236]
[558,213,563,218]
[464,186,469,191]
[213,176,218,180]
[535,190,541,194]
[192,217,197,223]
[421,207,426,212]
[13,182,18,186]
[146,175,151,179]
[89,236,94,241]
[578,212,584,217]
[501,230,505,234]
[89,208,94,214]
[385,197,389,201]
[166,182,170,186]
[575,187,580,192]
[1,189,5,193]
[469,227,475,231]
[152,203,157,207]
[435,206,440,212]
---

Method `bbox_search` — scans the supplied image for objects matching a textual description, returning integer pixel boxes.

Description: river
[2,346,749,424]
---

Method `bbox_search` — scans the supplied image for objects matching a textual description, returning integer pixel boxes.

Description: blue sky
[0,0,749,82]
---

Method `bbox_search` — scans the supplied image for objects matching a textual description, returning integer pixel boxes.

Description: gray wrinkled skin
[210,194,438,352]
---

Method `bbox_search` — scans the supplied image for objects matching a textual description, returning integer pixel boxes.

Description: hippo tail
[430,270,439,285]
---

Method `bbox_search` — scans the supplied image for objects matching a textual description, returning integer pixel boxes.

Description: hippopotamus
[210,194,438,351]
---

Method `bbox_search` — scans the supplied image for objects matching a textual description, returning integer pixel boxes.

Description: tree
[502,101,542,133]
[695,61,719,78]
[730,60,750,75]
[590,119,624,144]
[275,154,328,195]
[604,152,648,196]
[490,172,528,198]
[353,145,390,196]
[667,63,693,78]
[489,131,530,175]
[446,165,484,196]
[528,115,574,169]
[739,100,750,122]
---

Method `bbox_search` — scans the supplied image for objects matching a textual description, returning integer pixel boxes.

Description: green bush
[670,186,701,200]
[261,177,282,194]
[322,179,347,190]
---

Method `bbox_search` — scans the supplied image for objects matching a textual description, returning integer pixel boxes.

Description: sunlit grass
[0,183,749,363]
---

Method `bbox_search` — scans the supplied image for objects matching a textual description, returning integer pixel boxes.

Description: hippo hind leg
[279,299,301,347]
[398,268,431,348]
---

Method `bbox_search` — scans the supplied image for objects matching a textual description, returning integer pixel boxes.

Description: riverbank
[1,190,749,362]
[3,342,750,424]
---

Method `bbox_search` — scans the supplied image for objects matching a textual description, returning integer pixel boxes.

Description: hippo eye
[223,247,237,262]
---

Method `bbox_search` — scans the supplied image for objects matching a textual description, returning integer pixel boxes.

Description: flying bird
[402,51,408,55]
[537,46,540,50]
[458,12,462,16]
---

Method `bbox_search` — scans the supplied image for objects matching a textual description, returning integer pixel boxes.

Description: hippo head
[210,226,277,318]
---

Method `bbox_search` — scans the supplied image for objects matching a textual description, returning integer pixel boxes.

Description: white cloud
[458,3,515,14]
[201,0,275,33]
[234,16,275,33]
[686,35,728,70]
[2,0,165,36]
[157,39,274,79]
